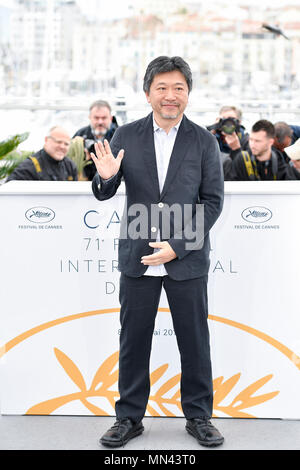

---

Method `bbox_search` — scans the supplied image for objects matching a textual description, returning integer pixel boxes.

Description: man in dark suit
[91,56,224,448]
[73,100,118,180]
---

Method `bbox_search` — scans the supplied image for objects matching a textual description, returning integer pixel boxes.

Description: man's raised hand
[90,139,124,180]
[222,131,241,151]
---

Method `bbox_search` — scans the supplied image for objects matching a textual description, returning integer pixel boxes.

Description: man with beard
[73,100,118,180]
[230,120,292,181]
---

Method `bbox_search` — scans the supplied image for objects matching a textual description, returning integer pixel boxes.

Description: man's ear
[145,92,151,104]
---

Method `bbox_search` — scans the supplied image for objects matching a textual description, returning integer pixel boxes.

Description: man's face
[145,70,189,123]
[89,106,112,137]
[274,135,292,152]
[44,128,71,161]
[249,130,274,160]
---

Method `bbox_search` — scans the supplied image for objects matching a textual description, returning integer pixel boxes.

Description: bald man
[6,126,78,182]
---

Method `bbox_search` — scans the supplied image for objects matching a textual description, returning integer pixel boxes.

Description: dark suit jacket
[92,112,224,280]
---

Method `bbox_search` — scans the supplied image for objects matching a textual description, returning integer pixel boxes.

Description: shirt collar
[152,115,182,133]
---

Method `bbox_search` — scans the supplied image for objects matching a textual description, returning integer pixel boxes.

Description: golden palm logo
[1,308,299,417]
[26,348,279,418]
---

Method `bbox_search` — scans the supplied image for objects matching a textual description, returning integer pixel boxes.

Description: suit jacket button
[151,227,157,233]
[158,202,164,208]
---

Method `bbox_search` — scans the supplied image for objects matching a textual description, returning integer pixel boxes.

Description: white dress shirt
[144,117,182,277]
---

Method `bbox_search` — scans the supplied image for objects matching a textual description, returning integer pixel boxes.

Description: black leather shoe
[99,418,144,448]
[186,418,224,447]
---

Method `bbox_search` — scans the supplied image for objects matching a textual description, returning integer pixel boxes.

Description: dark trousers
[115,273,213,423]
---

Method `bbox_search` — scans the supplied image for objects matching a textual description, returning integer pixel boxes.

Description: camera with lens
[84,138,97,155]
[207,117,240,135]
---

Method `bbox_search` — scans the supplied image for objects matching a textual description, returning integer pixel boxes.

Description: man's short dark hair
[143,56,193,94]
[274,121,293,143]
[89,100,111,113]
[252,120,275,139]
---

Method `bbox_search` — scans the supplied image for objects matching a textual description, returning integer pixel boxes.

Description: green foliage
[0,132,32,181]
[68,136,91,178]
[0,150,33,180]
[0,132,30,159]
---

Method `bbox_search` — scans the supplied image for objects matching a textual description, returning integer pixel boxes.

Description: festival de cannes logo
[241,206,272,224]
[1,308,299,418]
[25,207,55,224]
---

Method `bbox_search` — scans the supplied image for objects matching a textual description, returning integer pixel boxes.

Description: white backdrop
[0,181,300,419]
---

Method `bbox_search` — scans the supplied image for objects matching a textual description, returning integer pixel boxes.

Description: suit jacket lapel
[140,113,160,199]
[160,114,192,199]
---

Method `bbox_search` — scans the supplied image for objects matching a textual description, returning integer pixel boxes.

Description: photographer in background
[207,105,249,153]
[284,139,300,180]
[73,100,118,180]
[6,126,78,182]
[230,120,292,181]
[207,105,249,180]
[273,121,300,163]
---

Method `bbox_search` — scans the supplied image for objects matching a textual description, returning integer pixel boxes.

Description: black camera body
[207,117,240,135]
[84,138,97,155]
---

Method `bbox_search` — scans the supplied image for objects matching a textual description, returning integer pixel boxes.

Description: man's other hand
[141,242,177,265]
